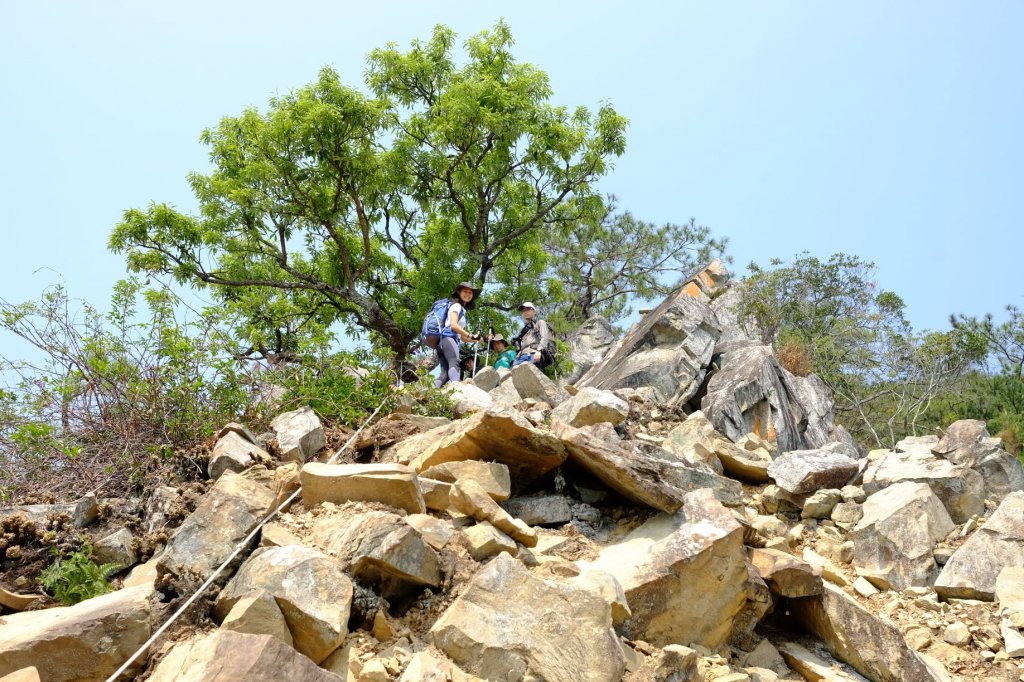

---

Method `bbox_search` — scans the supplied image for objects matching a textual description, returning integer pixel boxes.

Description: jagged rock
[449,480,538,547]
[398,650,475,682]
[759,484,803,514]
[935,491,1024,600]
[487,378,522,408]
[709,282,759,346]
[143,485,180,534]
[471,366,500,392]
[862,441,985,523]
[800,489,842,519]
[157,472,275,592]
[933,419,995,455]
[576,293,721,408]
[567,565,631,627]
[549,386,629,428]
[996,567,1024,612]
[352,413,450,451]
[310,510,441,597]
[92,527,137,569]
[461,522,517,561]
[790,582,941,681]
[711,441,772,483]
[783,372,857,451]
[930,423,1024,499]
[564,315,617,385]
[0,668,41,682]
[215,545,353,664]
[0,584,153,681]
[830,501,863,528]
[420,460,511,502]
[510,362,570,407]
[73,493,99,527]
[395,409,567,488]
[146,631,341,682]
[553,421,742,511]
[661,411,725,473]
[851,482,955,591]
[209,430,271,480]
[749,547,823,598]
[419,478,452,511]
[430,553,626,682]
[217,421,261,444]
[767,449,859,495]
[777,642,860,682]
[300,462,426,515]
[583,489,749,648]
[270,406,325,463]
[742,638,789,676]
[220,589,293,646]
[404,514,455,550]
[628,644,699,681]
[445,382,494,416]
[501,495,573,526]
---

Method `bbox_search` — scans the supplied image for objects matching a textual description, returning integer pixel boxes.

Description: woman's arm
[448,305,475,342]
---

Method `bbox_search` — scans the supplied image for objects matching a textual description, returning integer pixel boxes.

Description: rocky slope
[2,261,1023,682]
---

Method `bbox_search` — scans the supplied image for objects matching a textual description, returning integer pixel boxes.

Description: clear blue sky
[1,1,1021,360]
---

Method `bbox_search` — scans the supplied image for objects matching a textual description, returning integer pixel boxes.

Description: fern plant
[38,545,118,606]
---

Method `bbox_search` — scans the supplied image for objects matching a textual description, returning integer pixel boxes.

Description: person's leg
[434,347,449,388]
[438,336,461,386]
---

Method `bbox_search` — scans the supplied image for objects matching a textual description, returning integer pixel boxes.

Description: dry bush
[777,338,813,377]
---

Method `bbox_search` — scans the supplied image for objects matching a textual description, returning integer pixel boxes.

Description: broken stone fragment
[92,527,138,570]
[510,362,570,406]
[270,405,325,463]
[549,386,629,428]
[500,495,573,526]
[219,589,293,646]
[300,462,426,514]
[419,460,511,501]
[767,449,859,495]
[461,522,517,561]
[448,479,537,547]
[208,430,271,480]
[445,382,493,416]
[748,547,823,598]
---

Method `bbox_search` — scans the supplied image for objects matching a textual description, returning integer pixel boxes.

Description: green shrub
[38,545,118,605]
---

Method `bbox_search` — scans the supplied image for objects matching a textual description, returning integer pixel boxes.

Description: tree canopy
[109,22,627,369]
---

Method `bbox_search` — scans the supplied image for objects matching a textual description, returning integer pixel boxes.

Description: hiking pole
[472,328,480,378]
[485,326,493,369]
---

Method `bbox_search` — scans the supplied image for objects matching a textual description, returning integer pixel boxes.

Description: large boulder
[790,582,943,682]
[563,315,617,385]
[767,449,860,495]
[209,430,271,480]
[146,631,341,682]
[931,421,1024,500]
[549,387,629,428]
[393,409,567,489]
[851,482,955,590]
[782,371,858,451]
[270,405,325,463]
[553,421,741,512]
[445,382,494,416]
[582,489,750,649]
[663,411,774,482]
[708,282,760,346]
[300,462,426,514]
[575,293,722,408]
[0,584,153,681]
[862,438,985,523]
[935,491,1024,600]
[510,362,570,407]
[430,553,626,682]
[419,460,511,502]
[749,547,823,598]
[157,472,275,593]
[310,510,441,598]
[215,545,353,664]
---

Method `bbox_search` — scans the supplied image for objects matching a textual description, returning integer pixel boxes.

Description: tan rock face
[445,382,494,416]
[220,589,293,646]
[662,410,726,473]
[851,481,954,591]
[935,491,1024,600]
[461,522,517,561]
[553,420,741,512]
[419,460,511,501]
[300,462,426,514]
[583,489,750,648]
[394,409,567,488]
[271,405,325,463]
[156,471,275,593]
[352,413,450,451]
[430,553,625,682]
[215,545,353,664]
[790,582,942,682]
[0,584,153,681]
[549,386,629,428]
[749,547,823,598]
[309,510,442,598]
[146,631,342,682]
[448,479,538,547]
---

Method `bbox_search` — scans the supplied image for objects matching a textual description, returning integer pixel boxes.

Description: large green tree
[109,23,627,371]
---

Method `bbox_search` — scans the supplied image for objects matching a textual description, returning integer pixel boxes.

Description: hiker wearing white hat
[510,301,556,369]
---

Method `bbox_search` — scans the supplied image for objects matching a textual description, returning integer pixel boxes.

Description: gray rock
[445,382,494,416]
[852,482,955,590]
[487,377,523,407]
[471,366,500,391]
[932,419,991,456]
[93,528,138,570]
[209,430,271,480]
[157,472,275,593]
[73,493,99,528]
[935,491,1024,600]
[270,406,325,463]
[501,495,574,526]
[661,410,726,473]
[862,444,985,523]
[510,362,569,407]
[783,373,858,452]
[549,386,629,427]
[576,294,721,408]
[215,545,353,664]
[801,489,842,520]
[564,315,617,385]
[830,501,863,528]
[708,282,760,346]
[430,553,626,682]
[143,485,180,534]
[767,449,859,495]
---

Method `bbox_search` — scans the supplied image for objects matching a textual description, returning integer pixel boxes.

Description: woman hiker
[435,282,483,388]
[490,334,517,370]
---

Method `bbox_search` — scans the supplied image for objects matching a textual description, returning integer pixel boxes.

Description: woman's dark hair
[452,288,477,310]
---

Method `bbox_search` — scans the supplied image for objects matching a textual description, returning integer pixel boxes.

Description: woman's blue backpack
[421,298,452,349]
